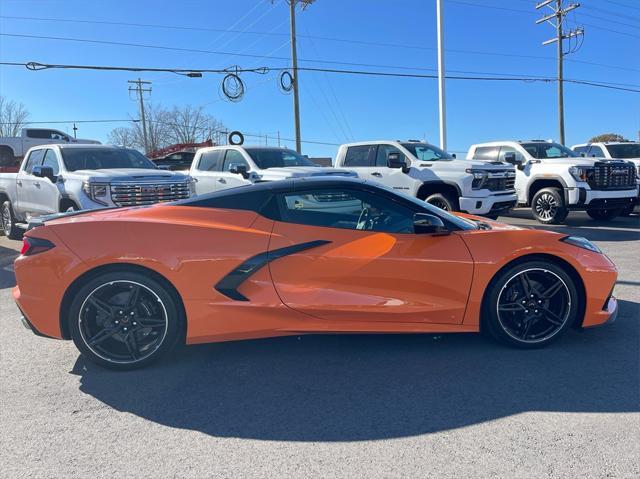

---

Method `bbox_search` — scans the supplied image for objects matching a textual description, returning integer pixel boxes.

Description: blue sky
[0,0,638,158]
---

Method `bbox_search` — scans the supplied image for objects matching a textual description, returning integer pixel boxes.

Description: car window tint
[498,146,523,162]
[588,146,605,157]
[222,150,249,171]
[375,144,406,166]
[198,150,223,171]
[473,146,499,161]
[24,149,45,173]
[344,145,375,167]
[279,188,415,233]
[41,149,60,175]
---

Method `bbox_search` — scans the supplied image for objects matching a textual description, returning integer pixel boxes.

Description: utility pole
[72,123,78,139]
[536,0,583,145]
[128,78,152,153]
[436,0,447,151]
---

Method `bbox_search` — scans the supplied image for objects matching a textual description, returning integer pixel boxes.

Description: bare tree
[107,127,137,148]
[0,96,30,137]
[107,103,226,154]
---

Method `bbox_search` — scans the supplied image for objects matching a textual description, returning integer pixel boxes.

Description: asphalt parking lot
[0,209,638,478]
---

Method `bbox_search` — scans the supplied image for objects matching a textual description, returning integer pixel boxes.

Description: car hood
[257,166,357,180]
[67,168,190,182]
[458,159,514,171]
[541,157,629,167]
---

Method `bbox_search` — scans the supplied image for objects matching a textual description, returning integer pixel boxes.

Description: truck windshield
[521,142,579,159]
[244,148,317,169]
[61,148,158,171]
[605,143,640,159]
[400,143,453,161]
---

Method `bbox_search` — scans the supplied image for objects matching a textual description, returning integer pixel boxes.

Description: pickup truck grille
[111,181,191,206]
[588,162,636,190]
[485,176,515,192]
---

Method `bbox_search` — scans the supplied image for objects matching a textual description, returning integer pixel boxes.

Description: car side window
[198,150,223,171]
[588,146,605,157]
[23,149,45,174]
[573,146,587,155]
[344,145,375,167]
[473,146,500,161]
[278,188,415,233]
[222,150,249,171]
[41,149,60,175]
[498,146,523,162]
[375,145,406,167]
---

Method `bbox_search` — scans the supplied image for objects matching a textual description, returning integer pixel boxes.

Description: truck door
[29,148,61,216]
[369,144,415,194]
[192,149,224,195]
[15,148,45,219]
[215,150,253,191]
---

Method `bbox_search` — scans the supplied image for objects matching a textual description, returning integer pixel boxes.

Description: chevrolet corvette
[13,177,618,369]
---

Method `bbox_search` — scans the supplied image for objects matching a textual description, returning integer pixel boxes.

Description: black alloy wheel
[69,271,183,369]
[484,261,578,348]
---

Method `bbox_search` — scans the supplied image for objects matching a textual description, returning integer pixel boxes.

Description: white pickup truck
[0,144,193,239]
[0,128,100,169]
[189,145,355,195]
[467,140,638,223]
[572,141,640,215]
[333,140,517,218]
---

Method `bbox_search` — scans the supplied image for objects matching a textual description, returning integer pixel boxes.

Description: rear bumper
[15,297,59,339]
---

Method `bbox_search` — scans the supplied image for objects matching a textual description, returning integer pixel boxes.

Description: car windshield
[61,148,157,171]
[605,143,640,159]
[401,142,453,161]
[370,181,478,230]
[521,142,579,159]
[244,148,317,169]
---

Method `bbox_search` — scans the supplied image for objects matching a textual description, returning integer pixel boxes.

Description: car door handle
[17,180,22,186]
[218,178,226,183]
[34,182,41,188]
[371,172,383,177]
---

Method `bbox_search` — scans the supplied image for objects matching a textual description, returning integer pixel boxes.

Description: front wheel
[68,271,184,370]
[425,192,458,212]
[1,200,23,240]
[483,261,579,348]
[531,187,568,224]
[587,207,622,221]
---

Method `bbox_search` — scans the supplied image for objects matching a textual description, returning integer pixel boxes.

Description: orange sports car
[13,177,618,369]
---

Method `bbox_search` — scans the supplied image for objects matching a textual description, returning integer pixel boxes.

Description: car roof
[31,144,131,151]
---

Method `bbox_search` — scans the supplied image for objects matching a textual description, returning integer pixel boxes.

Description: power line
[2,61,638,92]
[1,15,636,73]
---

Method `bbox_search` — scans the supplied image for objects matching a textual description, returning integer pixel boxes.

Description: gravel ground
[0,209,638,478]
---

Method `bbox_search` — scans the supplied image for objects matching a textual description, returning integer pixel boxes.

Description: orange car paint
[12,203,617,344]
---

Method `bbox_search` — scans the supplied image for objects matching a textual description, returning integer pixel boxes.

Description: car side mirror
[413,212,449,235]
[504,152,525,170]
[580,152,586,157]
[451,153,457,159]
[387,152,407,170]
[230,164,250,179]
[32,165,56,182]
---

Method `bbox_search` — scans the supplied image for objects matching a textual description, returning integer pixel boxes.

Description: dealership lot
[0,210,638,478]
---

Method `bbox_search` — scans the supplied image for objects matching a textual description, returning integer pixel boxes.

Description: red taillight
[20,237,55,256]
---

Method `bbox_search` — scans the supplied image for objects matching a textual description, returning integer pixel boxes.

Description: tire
[60,200,78,213]
[531,187,568,224]
[425,192,458,212]
[587,207,622,221]
[68,270,184,370]
[619,204,634,217]
[483,260,579,348]
[0,146,16,168]
[1,200,23,240]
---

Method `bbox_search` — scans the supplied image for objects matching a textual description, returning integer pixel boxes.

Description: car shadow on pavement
[72,299,639,442]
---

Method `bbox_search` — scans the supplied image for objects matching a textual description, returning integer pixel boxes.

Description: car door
[29,148,62,216]
[15,148,45,218]
[267,186,474,324]
[216,149,253,191]
[369,144,415,193]
[341,144,377,180]
[192,149,224,195]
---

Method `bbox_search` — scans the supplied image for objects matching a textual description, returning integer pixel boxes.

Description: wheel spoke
[518,273,532,297]
[126,285,140,308]
[88,327,119,346]
[499,302,526,312]
[520,319,534,339]
[123,332,139,360]
[89,297,113,318]
[543,309,564,326]
[136,318,165,327]
[541,279,564,299]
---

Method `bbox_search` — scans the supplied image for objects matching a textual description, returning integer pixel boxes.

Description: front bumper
[583,296,618,329]
[566,186,637,209]
[459,192,518,215]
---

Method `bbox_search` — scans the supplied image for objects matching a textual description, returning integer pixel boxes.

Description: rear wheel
[68,271,183,370]
[483,260,578,348]
[531,187,568,224]
[425,192,458,212]
[587,207,622,221]
[1,200,23,240]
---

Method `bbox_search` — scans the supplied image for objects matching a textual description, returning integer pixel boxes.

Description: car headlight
[82,181,110,206]
[636,165,640,180]
[569,166,594,182]
[466,169,489,189]
[186,177,197,196]
[561,235,601,253]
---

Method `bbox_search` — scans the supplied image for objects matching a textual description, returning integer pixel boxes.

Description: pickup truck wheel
[619,204,634,217]
[0,147,16,167]
[586,208,622,221]
[1,201,23,240]
[425,193,458,212]
[531,187,568,224]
